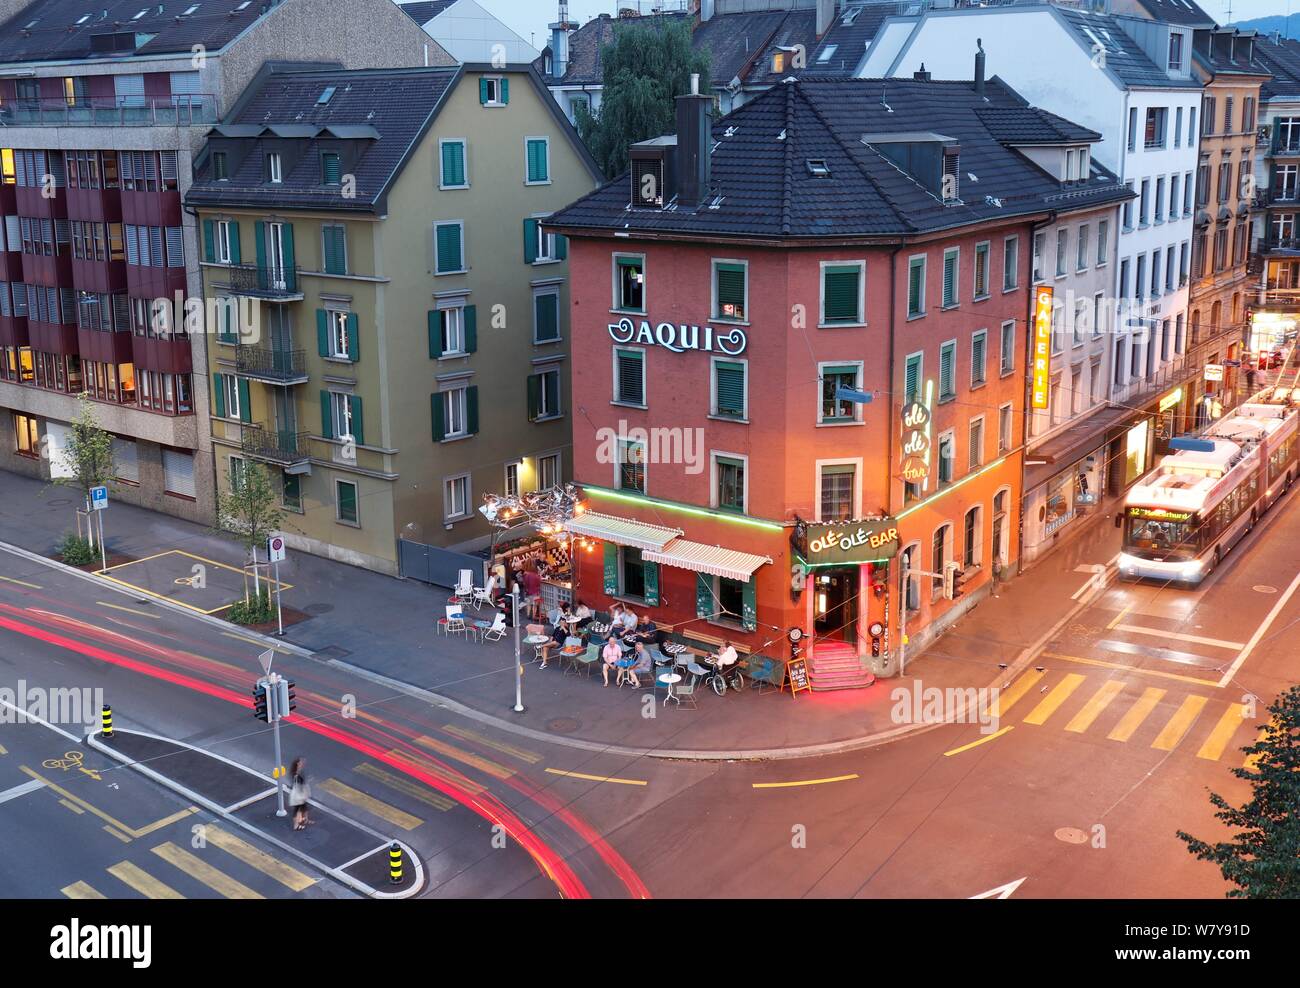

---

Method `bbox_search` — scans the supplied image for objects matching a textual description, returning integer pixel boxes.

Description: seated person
[712,640,739,670]
[553,601,574,635]
[539,612,572,669]
[571,600,594,630]
[600,637,625,687]
[617,606,638,637]
[630,614,657,643]
[625,641,653,688]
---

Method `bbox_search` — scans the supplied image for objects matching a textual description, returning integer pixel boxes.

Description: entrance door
[813,568,857,644]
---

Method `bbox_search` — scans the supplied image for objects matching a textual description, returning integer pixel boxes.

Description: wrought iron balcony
[216,263,301,300]
[235,346,307,384]
[0,95,217,128]
[240,425,311,466]
[1263,235,1300,253]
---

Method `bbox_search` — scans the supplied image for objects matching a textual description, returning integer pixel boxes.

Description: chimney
[676,73,712,206]
[914,62,931,81]
[549,0,572,80]
[974,38,985,97]
[816,0,835,38]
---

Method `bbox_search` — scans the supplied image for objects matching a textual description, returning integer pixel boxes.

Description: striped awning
[565,511,682,551]
[642,539,772,583]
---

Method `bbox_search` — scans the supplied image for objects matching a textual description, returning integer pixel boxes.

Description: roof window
[807,159,830,177]
[317,86,337,105]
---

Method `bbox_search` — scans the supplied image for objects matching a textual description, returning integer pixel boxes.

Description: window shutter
[281,224,295,279]
[616,349,643,404]
[547,370,562,416]
[904,357,919,402]
[500,78,509,104]
[741,578,757,631]
[431,393,445,441]
[696,573,712,618]
[316,309,328,356]
[466,385,479,435]
[972,334,985,381]
[715,263,745,311]
[643,561,659,606]
[969,421,981,468]
[322,153,340,185]
[523,219,537,263]
[202,219,214,262]
[254,220,267,272]
[941,345,954,397]
[213,373,225,417]
[320,390,333,439]
[715,360,744,417]
[554,234,567,260]
[428,310,442,358]
[479,78,489,104]
[823,266,859,322]
[228,221,241,264]
[350,396,364,446]
[237,377,250,423]
[527,373,540,420]
[603,542,618,595]
[535,293,557,341]
[436,224,461,273]
[464,305,477,352]
[346,312,359,362]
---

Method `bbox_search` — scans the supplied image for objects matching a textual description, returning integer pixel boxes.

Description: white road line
[0,778,46,804]
[0,698,82,742]
[1218,569,1300,688]
[1114,624,1245,651]
[1070,563,1114,601]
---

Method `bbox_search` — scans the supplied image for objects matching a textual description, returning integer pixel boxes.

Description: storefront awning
[642,539,772,583]
[565,511,682,551]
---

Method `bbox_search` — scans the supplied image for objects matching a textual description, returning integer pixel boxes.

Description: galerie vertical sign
[1031,286,1054,411]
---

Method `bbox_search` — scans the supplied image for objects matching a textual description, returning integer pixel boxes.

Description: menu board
[785,657,811,697]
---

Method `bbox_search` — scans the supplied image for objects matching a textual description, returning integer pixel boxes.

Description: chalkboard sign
[785,657,811,697]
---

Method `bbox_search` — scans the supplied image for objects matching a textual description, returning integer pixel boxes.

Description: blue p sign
[90,486,108,511]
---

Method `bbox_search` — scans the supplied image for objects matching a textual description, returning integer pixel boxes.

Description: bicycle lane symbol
[42,750,103,782]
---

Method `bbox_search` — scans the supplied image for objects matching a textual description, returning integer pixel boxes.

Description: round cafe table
[659,672,682,705]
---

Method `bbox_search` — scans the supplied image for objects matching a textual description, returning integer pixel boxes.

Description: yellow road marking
[62,881,105,899]
[750,773,857,789]
[386,748,485,796]
[1114,624,1243,651]
[96,601,160,619]
[992,669,1045,719]
[103,825,132,843]
[0,743,7,755]
[1106,602,1134,631]
[1043,651,1220,686]
[95,574,218,614]
[318,778,423,830]
[109,861,185,899]
[1065,681,1125,733]
[442,724,542,764]
[0,574,42,589]
[1107,687,1167,742]
[1151,694,1209,751]
[545,767,649,787]
[353,763,455,812]
[204,825,316,891]
[21,767,195,838]
[58,798,84,815]
[99,549,178,571]
[944,726,1014,756]
[1196,704,1249,761]
[151,842,263,899]
[414,735,514,780]
[1022,673,1086,725]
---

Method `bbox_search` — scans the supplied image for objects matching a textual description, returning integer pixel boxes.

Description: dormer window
[266,153,282,184]
[773,52,785,74]
[321,151,341,186]
[1168,32,1184,73]
[942,149,960,202]
[212,151,228,181]
[631,154,665,208]
[807,159,830,178]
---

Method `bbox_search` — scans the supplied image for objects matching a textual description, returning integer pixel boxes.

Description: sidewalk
[0,469,1119,759]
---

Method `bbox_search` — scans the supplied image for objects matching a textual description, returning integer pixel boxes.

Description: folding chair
[454,569,473,598]
[442,605,467,637]
[482,613,507,641]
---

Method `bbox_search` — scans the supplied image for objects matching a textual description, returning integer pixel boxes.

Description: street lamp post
[510,590,524,713]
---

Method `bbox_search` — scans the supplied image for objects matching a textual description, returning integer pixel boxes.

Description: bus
[1118,386,1300,586]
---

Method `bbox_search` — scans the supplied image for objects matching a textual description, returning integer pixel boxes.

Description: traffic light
[942,561,964,601]
[252,682,269,722]
[275,678,296,719]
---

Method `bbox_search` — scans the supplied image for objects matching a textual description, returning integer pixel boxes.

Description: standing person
[288,757,311,831]
[521,564,542,622]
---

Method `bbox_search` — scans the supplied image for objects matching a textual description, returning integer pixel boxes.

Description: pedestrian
[289,756,311,830]
[521,564,542,621]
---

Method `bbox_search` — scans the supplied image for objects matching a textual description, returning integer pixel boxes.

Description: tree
[215,461,284,602]
[577,18,711,179]
[52,394,115,548]
[1176,685,1300,898]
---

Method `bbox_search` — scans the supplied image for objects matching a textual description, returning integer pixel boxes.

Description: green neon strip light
[802,559,891,569]
[897,456,1008,520]
[586,486,785,531]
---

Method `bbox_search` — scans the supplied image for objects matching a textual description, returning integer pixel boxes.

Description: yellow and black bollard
[389,843,403,885]
[101,705,112,739]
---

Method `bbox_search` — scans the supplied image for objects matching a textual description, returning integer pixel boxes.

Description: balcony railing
[240,425,310,465]
[0,95,218,128]
[235,346,307,384]
[218,264,300,299]
[1263,236,1300,252]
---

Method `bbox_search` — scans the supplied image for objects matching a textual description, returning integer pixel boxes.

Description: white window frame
[907,254,927,317]
[216,219,233,264]
[612,252,646,313]
[524,136,551,186]
[228,454,246,490]
[709,354,749,421]
[442,385,468,440]
[936,429,955,484]
[616,437,647,492]
[931,523,952,601]
[534,365,562,420]
[1003,236,1019,292]
[482,77,505,107]
[220,373,240,420]
[818,259,866,327]
[612,345,647,409]
[817,360,865,425]
[710,450,750,512]
[267,152,282,184]
[326,307,350,360]
[504,461,520,497]
[941,246,960,309]
[938,339,957,401]
[968,415,985,471]
[329,391,355,440]
[813,457,863,522]
[538,452,561,491]
[438,138,468,190]
[711,257,749,323]
[999,319,1015,376]
[973,240,990,299]
[962,504,984,569]
[433,220,466,275]
[438,301,465,356]
[970,329,987,388]
[998,401,1013,453]
[443,472,472,521]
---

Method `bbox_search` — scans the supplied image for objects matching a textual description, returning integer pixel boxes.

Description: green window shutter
[320,390,333,439]
[546,371,561,416]
[554,234,567,260]
[350,396,363,446]
[466,385,479,435]
[603,542,618,595]
[428,310,442,358]
[442,142,465,186]
[322,153,340,185]
[202,219,215,262]
[436,224,461,273]
[905,356,920,402]
[228,221,241,264]
[940,344,955,397]
[479,78,489,104]
[463,304,476,352]
[254,220,267,271]
[527,373,540,420]
[616,349,644,404]
[823,265,860,323]
[316,309,329,357]
[323,227,345,275]
[431,393,444,441]
[346,312,359,362]
[535,293,558,341]
[643,561,659,606]
[500,78,509,104]
[527,139,547,182]
[212,373,225,417]
[741,578,757,632]
[715,262,745,313]
[280,224,295,281]
[696,573,712,618]
[523,219,538,263]
[715,360,745,417]
[237,377,250,423]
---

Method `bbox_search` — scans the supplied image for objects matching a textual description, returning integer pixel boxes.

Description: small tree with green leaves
[52,394,115,548]
[1176,685,1300,898]
[215,461,284,604]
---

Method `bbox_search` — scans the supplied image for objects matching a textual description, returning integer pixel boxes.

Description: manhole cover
[1054,827,1089,844]
[47,498,71,507]
[1253,585,1278,594]
[315,645,352,660]
[305,603,335,615]
[546,717,581,734]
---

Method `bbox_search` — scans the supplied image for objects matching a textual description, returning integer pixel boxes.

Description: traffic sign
[90,485,108,511]
[258,648,274,677]
[267,534,286,563]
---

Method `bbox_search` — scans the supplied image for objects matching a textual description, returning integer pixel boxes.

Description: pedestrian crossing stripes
[152,842,264,899]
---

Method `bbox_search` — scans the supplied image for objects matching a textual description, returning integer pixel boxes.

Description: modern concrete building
[0,0,445,525]
[188,63,601,574]
[397,0,539,64]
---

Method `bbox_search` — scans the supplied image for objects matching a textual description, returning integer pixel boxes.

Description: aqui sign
[803,518,901,565]
[608,316,747,356]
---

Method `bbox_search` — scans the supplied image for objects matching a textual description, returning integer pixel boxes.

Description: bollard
[101,705,112,739]
[389,842,403,885]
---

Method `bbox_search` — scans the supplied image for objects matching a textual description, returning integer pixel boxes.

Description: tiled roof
[0,0,265,64]
[695,9,818,88]
[550,76,1130,242]
[1055,9,1197,89]
[976,104,1101,144]
[395,0,456,26]
[1255,36,1300,99]
[186,66,459,212]
[1131,0,1215,28]
[539,12,691,88]
[803,1,911,78]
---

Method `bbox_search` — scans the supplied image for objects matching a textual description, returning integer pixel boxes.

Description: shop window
[14,413,38,456]
[620,546,646,599]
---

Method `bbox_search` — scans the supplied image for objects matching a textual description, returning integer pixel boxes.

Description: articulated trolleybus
[1119,386,1300,586]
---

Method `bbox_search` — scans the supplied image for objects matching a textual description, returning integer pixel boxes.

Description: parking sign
[90,485,108,511]
[267,534,286,563]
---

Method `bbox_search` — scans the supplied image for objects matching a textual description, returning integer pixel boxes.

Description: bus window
[1126,515,1194,556]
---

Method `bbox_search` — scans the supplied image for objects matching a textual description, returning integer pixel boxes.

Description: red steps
[807,641,874,691]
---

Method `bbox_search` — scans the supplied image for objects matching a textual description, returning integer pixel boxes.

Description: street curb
[85,727,425,899]
[0,539,314,659]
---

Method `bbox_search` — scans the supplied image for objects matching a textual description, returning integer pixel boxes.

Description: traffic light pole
[268,672,286,818]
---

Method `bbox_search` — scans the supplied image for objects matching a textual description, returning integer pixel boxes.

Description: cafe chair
[471,585,493,610]
[442,605,467,637]
[570,643,601,678]
[482,613,507,642]
[454,570,474,598]
[526,623,548,665]
[670,679,698,710]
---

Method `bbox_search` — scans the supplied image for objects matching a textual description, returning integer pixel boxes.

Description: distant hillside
[1233,14,1300,40]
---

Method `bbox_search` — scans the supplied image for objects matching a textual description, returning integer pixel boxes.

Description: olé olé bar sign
[609,316,747,355]
[805,518,900,564]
